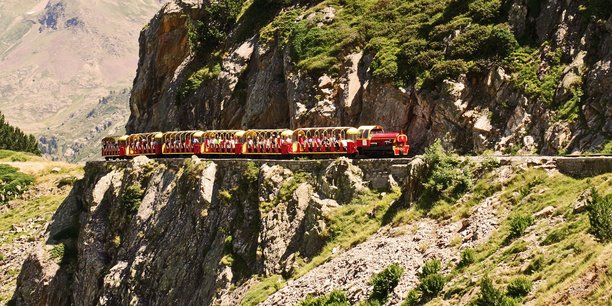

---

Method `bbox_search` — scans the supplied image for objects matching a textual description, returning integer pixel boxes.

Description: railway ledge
[94,155,611,192]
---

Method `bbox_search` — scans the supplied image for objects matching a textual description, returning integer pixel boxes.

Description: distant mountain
[0,0,167,161]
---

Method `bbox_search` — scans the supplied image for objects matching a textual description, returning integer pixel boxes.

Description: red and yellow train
[102,125,409,159]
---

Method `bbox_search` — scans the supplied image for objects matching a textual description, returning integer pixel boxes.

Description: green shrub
[422,140,472,207]
[429,60,468,82]
[244,161,259,184]
[402,289,421,305]
[508,214,533,238]
[289,18,355,75]
[541,226,570,245]
[299,289,350,306]
[404,259,446,304]
[419,259,442,278]
[468,0,502,22]
[418,273,445,298]
[259,8,304,46]
[449,24,518,61]
[525,256,544,274]
[371,39,401,80]
[0,164,35,203]
[57,176,77,188]
[49,243,65,261]
[506,276,532,298]
[369,264,404,304]
[587,189,612,243]
[186,0,243,53]
[506,46,564,104]
[177,63,222,102]
[121,184,145,214]
[459,248,476,267]
[474,277,518,306]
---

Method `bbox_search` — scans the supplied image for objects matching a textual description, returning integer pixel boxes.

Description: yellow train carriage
[200,130,244,155]
[241,129,293,155]
[125,132,163,156]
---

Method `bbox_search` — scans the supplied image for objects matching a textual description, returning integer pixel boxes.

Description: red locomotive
[101,125,409,159]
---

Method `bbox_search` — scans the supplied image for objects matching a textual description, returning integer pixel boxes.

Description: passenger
[314,133,321,150]
[322,132,329,148]
[340,134,347,149]
[247,137,253,152]
[193,137,199,144]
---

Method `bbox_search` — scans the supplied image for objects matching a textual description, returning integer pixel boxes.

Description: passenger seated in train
[247,137,253,151]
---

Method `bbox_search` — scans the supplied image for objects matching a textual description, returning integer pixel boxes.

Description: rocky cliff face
[11,155,612,305]
[127,0,610,154]
[11,156,404,305]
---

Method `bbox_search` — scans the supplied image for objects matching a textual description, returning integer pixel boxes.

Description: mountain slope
[127,0,611,154]
[0,0,167,161]
[8,155,612,305]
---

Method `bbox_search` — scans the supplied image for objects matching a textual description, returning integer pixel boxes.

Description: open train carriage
[101,136,122,159]
[355,125,409,157]
[161,130,204,155]
[292,127,359,155]
[125,132,163,157]
[240,129,293,155]
[198,130,245,155]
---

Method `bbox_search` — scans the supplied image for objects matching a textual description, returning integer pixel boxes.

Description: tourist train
[102,125,409,159]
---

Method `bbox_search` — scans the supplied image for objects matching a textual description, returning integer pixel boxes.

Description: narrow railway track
[99,155,611,163]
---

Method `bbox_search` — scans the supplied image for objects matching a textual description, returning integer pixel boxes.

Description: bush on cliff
[587,188,612,243]
[421,140,472,208]
[473,277,518,306]
[121,183,145,214]
[508,214,533,239]
[299,290,350,306]
[403,259,446,304]
[368,263,404,304]
[0,164,35,203]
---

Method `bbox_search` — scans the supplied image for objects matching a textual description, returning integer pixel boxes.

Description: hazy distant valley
[0,0,167,162]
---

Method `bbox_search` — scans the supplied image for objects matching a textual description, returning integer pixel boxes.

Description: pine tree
[0,112,41,155]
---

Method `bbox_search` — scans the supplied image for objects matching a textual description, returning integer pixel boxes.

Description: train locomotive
[101,125,409,159]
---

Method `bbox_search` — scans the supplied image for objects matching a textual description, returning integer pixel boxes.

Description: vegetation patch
[0,164,35,203]
[49,243,65,262]
[587,189,611,243]
[508,214,533,239]
[506,276,532,298]
[121,183,145,215]
[240,275,285,306]
[0,113,40,155]
[505,45,565,106]
[404,259,446,304]
[421,140,473,209]
[472,276,519,306]
[458,248,476,267]
[299,289,350,306]
[368,263,404,304]
[176,62,222,103]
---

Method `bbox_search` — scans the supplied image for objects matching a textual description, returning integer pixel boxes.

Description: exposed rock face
[127,0,610,154]
[10,157,379,305]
